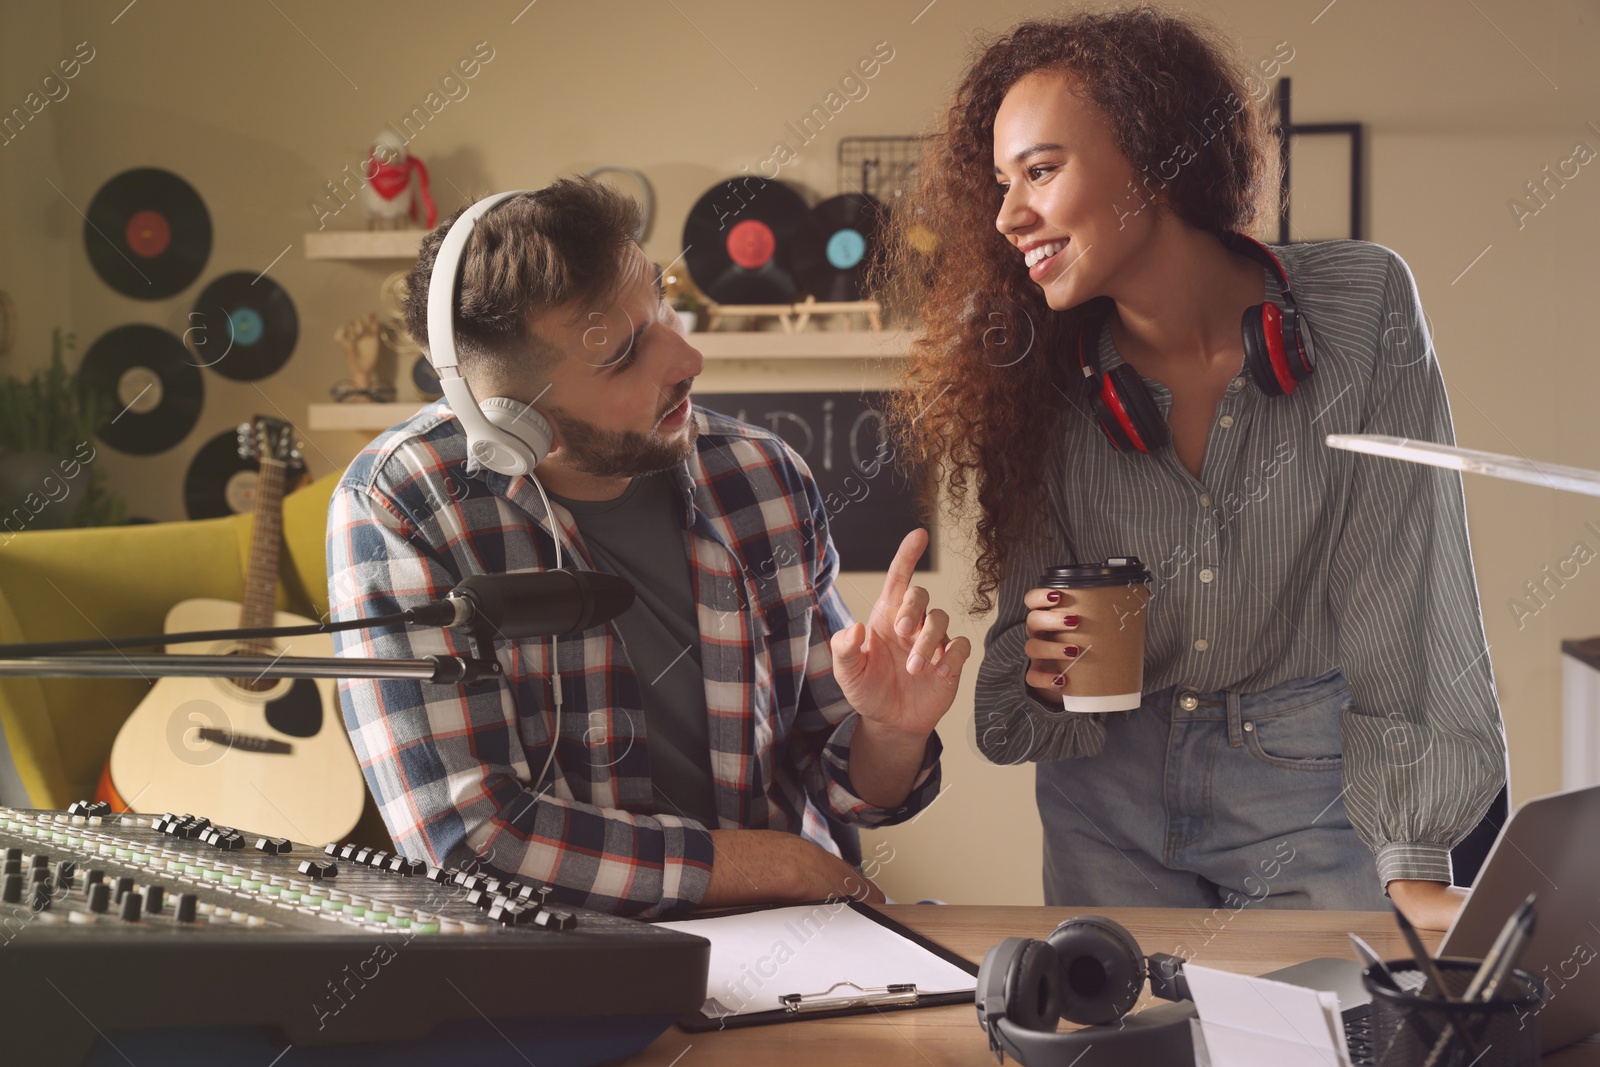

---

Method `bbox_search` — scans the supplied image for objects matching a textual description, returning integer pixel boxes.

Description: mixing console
[0,804,709,1066]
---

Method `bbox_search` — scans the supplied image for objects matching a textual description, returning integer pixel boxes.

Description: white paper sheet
[1185,962,1352,1067]
[657,903,976,1018]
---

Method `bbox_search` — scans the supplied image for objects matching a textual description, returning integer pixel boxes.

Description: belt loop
[1226,689,1244,747]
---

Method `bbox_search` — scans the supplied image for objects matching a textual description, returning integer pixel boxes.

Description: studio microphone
[405,571,636,640]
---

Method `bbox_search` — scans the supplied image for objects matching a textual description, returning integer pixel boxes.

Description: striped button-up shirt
[974,239,1507,887]
[327,405,941,918]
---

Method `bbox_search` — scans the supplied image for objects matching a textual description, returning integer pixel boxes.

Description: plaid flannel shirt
[326,402,942,918]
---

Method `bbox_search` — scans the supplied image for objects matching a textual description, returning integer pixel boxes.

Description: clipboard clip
[779,982,919,1013]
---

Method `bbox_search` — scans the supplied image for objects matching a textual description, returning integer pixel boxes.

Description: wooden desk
[629,905,1600,1066]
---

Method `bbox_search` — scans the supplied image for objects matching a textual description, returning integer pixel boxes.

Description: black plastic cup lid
[1041,557,1152,588]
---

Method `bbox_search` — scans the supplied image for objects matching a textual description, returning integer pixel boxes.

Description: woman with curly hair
[878,6,1506,928]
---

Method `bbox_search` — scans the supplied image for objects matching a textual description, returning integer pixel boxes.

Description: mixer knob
[119,891,142,922]
[338,844,358,861]
[487,900,530,926]
[298,860,338,881]
[322,842,340,857]
[55,862,75,890]
[353,848,372,865]
[86,869,105,888]
[400,858,426,876]
[2,859,18,877]
[30,853,49,871]
[145,884,165,914]
[30,881,52,912]
[424,865,450,883]
[175,893,198,923]
[532,908,576,932]
[114,876,134,903]
[464,889,497,909]
[2,873,21,904]
[88,883,111,913]
[257,837,292,855]
[2,848,20,863]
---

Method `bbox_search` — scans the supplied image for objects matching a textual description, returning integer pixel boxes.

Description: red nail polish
[1051,673,1065,687]
[1062,645,1081,657]
[1063,614,1080,627]
[1046,591,1061,603]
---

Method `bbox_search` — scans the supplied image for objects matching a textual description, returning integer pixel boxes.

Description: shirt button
[1198,493,1212,507]
[1193,638,1210,652]
[1228,377,1245,393]
[1218,415,1235,429]
[1199,568,1215,583]
[1178,694,1199,711]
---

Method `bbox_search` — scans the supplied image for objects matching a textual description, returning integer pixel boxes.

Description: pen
[1475,902,1537,1002]
[1348,933,1401,991]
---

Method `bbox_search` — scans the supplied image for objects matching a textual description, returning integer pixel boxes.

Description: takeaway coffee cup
[1039,557,1152,713]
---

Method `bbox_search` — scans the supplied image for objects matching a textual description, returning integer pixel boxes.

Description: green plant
[0,328,124,527]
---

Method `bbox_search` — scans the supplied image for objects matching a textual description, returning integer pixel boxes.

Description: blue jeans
[1036,668,1389,910]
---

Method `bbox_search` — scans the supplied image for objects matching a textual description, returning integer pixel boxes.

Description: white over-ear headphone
[425,190,572,792]
[426,190,555,479]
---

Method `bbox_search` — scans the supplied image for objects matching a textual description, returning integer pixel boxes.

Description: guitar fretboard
[238,457,286,654]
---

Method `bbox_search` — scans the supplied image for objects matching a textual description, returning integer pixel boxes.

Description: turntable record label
[85,168,212,300]
[188,271,299,381]
[79,324,203,455]
[827,229,866,269]
[125,210,171,258]
[727,220,777,270]
[116,366,164,414]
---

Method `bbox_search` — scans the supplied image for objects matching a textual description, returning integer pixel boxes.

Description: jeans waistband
[1163,668,1346,745]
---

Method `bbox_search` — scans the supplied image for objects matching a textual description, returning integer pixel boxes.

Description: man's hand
[1389,878,1468,931]
[701,829,886,909]
[829,528,972,738]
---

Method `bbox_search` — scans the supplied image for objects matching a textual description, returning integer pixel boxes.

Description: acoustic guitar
[98,416,366,844]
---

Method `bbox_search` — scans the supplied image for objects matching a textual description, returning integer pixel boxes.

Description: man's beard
[546,395,698,479]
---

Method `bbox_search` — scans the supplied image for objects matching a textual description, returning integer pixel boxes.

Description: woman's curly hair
[877,5,1276,612]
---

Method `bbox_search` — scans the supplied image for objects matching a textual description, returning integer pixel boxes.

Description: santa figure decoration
[361,130,436,230]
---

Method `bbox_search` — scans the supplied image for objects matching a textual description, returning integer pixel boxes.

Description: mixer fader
[0,805,709,1067]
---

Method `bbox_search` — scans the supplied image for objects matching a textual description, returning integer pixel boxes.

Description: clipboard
[656,899,979,1031]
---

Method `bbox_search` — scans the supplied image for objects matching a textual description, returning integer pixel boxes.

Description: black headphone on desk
[1077,232,1318,454]
[975,915,1197,1066]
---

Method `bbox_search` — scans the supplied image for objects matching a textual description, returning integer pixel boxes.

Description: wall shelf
[306,330,915,432]
[303,230,424,260]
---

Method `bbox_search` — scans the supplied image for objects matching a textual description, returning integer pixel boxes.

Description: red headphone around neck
[1076,233,1317,454]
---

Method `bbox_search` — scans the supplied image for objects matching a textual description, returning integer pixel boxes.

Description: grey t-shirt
[550,473,718,825]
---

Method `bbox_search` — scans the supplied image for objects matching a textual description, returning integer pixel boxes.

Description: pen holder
[1361,958,1544,1067]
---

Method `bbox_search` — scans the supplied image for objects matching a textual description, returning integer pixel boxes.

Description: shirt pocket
[1242,678,1351,772]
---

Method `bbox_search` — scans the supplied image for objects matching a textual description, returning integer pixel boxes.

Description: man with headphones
[325,178,971,919]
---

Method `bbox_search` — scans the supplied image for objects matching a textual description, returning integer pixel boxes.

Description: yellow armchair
[0,471,340,809]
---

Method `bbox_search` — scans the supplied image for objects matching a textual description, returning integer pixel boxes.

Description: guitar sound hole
[264,679,323,738]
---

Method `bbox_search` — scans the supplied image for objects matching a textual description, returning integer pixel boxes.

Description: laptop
[1266,783,1600,1057]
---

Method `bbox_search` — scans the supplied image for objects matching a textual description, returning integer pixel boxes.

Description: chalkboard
[694,391,931,573]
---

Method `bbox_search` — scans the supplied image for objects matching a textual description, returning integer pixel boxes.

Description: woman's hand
[1021,586,1082,703]
[1388,879,1469,931]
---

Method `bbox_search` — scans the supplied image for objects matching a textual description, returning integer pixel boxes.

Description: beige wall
[1,0,1597,905]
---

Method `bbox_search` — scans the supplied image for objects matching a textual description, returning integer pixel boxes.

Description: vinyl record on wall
[84,168,212,300]
[78,324,204,455]
[682,178,806,305]
[183,428,262,520]
[793,193,883,303]
[187,271,299,381]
